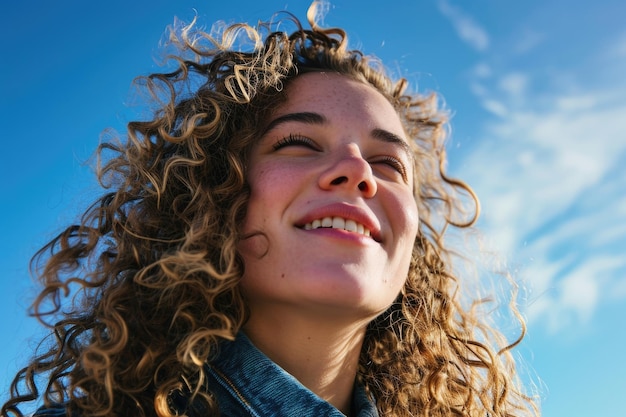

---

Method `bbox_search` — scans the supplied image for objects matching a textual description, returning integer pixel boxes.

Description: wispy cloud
[456,51,626,333]
[510,27,545,55]
[608,31,626,59]
[437,0,489,52]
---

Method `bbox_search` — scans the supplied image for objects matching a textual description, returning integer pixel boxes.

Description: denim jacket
[34,332,379,417]
[204,331,379,416]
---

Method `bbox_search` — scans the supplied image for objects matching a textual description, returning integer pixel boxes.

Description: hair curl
[2,3,538,417]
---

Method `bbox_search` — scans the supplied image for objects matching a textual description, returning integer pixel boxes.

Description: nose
[318,144,377,198]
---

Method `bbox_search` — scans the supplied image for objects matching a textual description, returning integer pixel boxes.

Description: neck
[243,306,369,416]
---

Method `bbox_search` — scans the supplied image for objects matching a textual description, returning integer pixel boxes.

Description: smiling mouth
[302,216,372,238]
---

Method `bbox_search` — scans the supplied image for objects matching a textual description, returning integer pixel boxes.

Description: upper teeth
[303,216,371,237]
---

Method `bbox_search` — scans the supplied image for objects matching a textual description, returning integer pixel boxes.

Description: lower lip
[298,227,374,244]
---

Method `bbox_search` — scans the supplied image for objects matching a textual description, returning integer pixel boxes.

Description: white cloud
[608,31,626,59]
[525,255,625,333]
[436,1,626,335]
[511,28,545,55]
[555,94,599,112]
[609,271,626,300]
[456,66,626,333]
[498,73,528,99]
[437,0,489,51]
[473,62,492,78]
[481,98,508,117]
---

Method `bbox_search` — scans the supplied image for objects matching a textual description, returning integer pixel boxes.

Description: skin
[238,72,419,414]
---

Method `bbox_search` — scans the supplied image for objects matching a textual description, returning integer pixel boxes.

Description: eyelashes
[272,134,318,151]
[376,155,408,180]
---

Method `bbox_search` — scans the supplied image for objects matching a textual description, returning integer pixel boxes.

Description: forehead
[275,72,404,132]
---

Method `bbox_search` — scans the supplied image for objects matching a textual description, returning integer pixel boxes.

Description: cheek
[391,189,420,240]
[389,192,419,283]
[241,165,277,231]
[246,162,297,203]
[239,162,299,250]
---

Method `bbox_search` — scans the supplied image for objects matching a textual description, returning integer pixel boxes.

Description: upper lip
[295,202,382,242]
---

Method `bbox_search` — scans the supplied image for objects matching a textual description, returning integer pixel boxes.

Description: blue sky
[1,0,624,415]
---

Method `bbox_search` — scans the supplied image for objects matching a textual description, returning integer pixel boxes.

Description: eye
[373,155,408,181]
[272,134,319,151]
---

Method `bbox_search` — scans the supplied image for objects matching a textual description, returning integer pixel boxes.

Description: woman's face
[239,72,419,320]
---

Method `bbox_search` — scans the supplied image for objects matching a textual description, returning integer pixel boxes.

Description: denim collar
[205,332,379,417]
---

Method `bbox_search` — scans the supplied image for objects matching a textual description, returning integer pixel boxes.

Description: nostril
[358,181,368,191]
[330,176,348,185]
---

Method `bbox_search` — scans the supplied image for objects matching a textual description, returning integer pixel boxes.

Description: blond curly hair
[2,3,537,417]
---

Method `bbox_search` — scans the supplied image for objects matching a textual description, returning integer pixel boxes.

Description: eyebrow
[263,111,413,159]
[262,112,327,136]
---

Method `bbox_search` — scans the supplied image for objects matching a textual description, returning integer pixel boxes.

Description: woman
[2,3,538,417]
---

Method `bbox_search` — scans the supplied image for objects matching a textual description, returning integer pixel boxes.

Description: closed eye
[272,134,319,151]
[373,156,408,182]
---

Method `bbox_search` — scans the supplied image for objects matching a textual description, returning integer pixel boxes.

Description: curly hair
[2,3,538,417]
